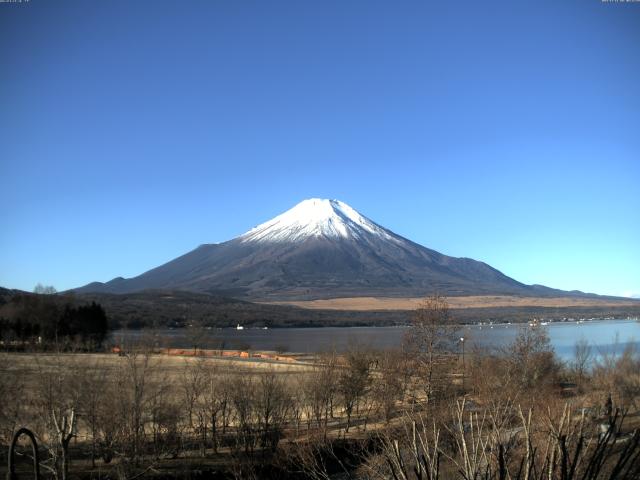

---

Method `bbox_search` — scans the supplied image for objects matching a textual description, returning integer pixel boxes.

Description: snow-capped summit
[240,198,395,243]
[76,198,542,300]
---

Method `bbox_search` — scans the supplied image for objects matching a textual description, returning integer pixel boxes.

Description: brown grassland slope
[265,294,640,311]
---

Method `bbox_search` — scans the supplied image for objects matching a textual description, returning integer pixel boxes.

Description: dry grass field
[264,295,640,311]
[2,351,315,378]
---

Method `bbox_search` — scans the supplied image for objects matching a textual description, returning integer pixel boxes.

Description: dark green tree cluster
[0,293,108,349]
[59,302,109,347]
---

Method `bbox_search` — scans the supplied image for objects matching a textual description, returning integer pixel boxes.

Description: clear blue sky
[1,0,639,297]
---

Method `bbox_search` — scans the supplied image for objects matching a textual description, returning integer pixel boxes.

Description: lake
[112,318,640,363]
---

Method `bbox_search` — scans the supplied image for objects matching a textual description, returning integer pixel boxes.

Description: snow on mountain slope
[75,198,559,299]
[240,198,399,243]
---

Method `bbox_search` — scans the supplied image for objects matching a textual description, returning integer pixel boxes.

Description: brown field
[2,351,315,376]
[263,294,640,311]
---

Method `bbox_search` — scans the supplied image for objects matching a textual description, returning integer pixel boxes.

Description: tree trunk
[61,438,71,480]
[211,415,218,453]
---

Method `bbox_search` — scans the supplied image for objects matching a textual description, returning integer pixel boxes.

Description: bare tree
[506,325,559,394]
[230,374,256,454]
[572,336,592,386]
[148,377,181,460]
[34,283,57,295]
[303,352,338,437]
[593,343,640,412]
[185,322,207,355]
[371,348,408,424]
[179,357,206,439]
[289,433,363,480]
[290,374,306,436]
[405,294,457,405]
[77,359,111,467]
[255,369,292,451]
[371,399,640,480]
[338,345,371,433]
[32,356,80,480]
[112,351,157,464]
[198,363,224,453]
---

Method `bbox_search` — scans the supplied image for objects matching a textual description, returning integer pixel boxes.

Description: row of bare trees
[0,344,422,478]
[367,398,640,480]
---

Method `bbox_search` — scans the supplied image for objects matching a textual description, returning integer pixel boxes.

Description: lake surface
[112,319,640,362]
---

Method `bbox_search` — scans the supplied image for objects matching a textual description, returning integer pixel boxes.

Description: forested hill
[0,288,108,348]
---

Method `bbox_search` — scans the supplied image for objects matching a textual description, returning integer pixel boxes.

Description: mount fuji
[77,198,566,300]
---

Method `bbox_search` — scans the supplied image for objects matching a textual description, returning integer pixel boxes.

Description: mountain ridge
[75,199,605,300]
